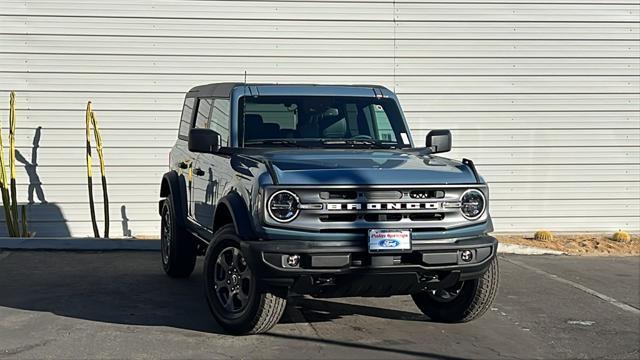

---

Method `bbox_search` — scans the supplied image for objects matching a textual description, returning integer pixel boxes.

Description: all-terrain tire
[412,255,499,323]
[160,196,197,278]
[204,224,286,335]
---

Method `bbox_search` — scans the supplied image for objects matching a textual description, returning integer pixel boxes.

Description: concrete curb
[1,238,566,255]
[0,238,159,251]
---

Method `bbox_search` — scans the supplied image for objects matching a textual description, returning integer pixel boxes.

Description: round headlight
[267,190,300,223]
[460,189,486,220]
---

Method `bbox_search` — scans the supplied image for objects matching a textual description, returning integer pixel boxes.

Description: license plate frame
[368,229,412,253]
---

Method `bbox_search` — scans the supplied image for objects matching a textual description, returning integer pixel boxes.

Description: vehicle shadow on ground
[0,252,427,332]
[0,251,464,358]
[0,253,222,333]
[285,298,427,324]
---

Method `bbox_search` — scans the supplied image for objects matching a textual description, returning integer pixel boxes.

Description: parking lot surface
[0,251,638,359]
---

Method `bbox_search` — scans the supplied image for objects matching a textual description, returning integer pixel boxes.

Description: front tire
[204,224,286,335]
[160,196,197,278]
[412,256,499,323]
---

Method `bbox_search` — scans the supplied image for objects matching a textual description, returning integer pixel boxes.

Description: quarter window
[210,99,230,146]
[178,97,195,139]
[195,98,213,129]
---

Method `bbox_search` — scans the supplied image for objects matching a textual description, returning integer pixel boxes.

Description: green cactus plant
[20,205,28,237]
[1,91,27,237]
[612,230,631,242]
[0,116,17,236]
[85,101,110,238]
[534,230,554,241]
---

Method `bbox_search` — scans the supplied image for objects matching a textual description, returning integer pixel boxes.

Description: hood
[240,149,478,185]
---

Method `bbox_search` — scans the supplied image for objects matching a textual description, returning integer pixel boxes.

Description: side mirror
[426,130,451,153]
[189,128,220,153]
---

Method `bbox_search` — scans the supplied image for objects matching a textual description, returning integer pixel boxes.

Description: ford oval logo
[379,239,400,248]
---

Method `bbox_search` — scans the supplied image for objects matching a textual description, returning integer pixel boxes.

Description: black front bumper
[242,235,497,297]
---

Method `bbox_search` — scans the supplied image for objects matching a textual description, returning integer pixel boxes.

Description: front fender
[217,192,256,241]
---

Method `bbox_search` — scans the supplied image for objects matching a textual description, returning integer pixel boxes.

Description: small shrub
[612,231,631,242]
[534,230,554,241]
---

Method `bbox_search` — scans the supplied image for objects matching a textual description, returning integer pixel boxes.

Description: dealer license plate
[368,229,411,253]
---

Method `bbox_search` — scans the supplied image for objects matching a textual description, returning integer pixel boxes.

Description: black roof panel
[186,82,242,98]
[185,82,391,98]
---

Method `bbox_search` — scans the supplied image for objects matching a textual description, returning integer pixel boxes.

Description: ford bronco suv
[159,83,498,335]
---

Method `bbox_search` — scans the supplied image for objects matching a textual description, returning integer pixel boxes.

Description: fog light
[286,254,301,267]
[461,250,473,262]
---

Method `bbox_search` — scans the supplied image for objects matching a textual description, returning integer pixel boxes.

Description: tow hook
[420,271,461,290]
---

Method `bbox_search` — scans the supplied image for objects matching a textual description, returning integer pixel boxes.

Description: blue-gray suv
[159,83,499,334]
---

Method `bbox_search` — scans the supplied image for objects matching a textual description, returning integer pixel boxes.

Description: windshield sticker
[400,133,409,144]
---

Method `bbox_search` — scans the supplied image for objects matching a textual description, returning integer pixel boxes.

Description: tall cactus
[20,205,28,237]
[91,109,109,238]
[0,106,17,236]
[86,102,100,238]
[1,91,26,237]
[9,92,18,232]
[85,101,109,238]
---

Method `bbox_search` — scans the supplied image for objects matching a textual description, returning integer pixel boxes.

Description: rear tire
[412,256,499,323]
[204,224,286,335]
[160,196,197,278]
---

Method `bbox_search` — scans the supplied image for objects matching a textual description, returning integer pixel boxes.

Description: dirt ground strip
[497,233,640,256]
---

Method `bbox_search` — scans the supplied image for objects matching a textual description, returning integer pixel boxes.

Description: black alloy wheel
[212,247,253,313]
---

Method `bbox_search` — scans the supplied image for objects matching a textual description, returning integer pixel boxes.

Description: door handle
[194,168,205,176]
[178,161,189,169]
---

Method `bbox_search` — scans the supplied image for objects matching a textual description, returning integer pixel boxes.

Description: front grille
[264,185,488,231]
[309,188,458,227]
[314,187,450,225]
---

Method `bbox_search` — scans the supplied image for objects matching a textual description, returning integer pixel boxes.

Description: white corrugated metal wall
[0,0,638,237]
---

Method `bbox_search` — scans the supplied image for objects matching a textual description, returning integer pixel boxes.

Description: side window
[210,98,230,146]
[195,98,213,129]
[178,97,195,140]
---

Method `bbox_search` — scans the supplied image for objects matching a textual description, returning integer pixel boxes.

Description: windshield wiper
[244,139,309,148]
[321,139,394,149]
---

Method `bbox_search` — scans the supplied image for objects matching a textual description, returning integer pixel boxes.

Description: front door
[173,96,196,220]
[190,97,214,228]
[192,98,231,230]
[192,153,216,229]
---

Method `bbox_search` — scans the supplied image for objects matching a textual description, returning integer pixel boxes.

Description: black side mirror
[426,130,452,153]
[189,128,220,153]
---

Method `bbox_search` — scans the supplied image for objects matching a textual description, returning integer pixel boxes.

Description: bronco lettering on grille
[326,203,440,211]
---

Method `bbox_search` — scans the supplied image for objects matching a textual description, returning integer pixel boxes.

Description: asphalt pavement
[0,251,638,359]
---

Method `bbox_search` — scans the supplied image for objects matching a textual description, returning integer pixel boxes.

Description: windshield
[239,96,411,148]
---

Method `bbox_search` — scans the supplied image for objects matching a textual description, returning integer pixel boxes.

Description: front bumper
[242,234,497,297]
